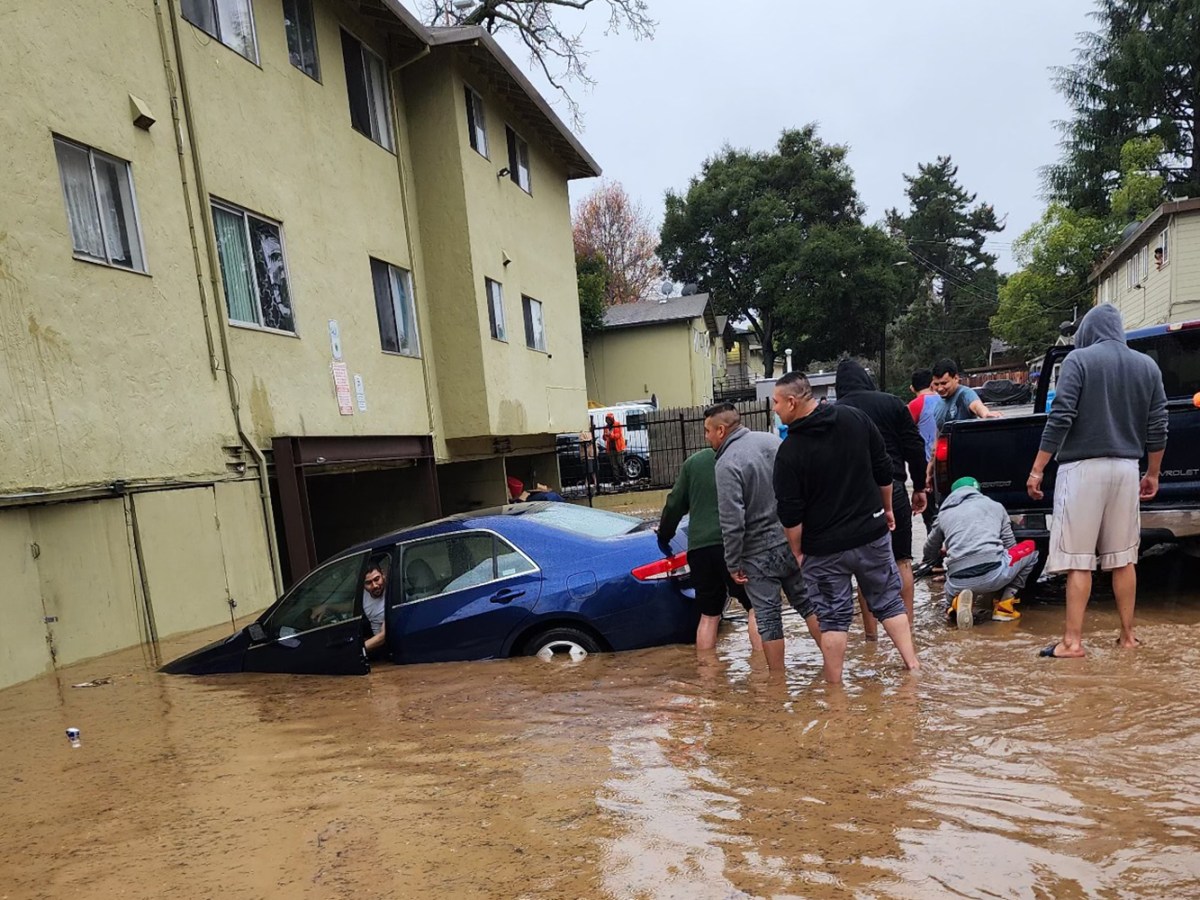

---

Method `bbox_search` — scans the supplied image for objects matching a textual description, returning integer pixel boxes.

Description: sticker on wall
[328,319,343,361]
[354,374,367,412]
[331,360,354,415]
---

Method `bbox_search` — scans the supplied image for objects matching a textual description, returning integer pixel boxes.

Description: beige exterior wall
[405,53,588,445]
[586,320,714,409]
[1105,213,1200,328]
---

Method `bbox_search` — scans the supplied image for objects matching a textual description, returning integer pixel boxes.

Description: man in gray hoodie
[929,476,1038,627]
[707,403,819,671]
[1027,303,1168,658]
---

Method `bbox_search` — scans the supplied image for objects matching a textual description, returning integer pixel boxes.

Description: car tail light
[632,552,690,581]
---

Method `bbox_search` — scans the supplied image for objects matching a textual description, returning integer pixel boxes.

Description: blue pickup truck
[935,319,1200,585]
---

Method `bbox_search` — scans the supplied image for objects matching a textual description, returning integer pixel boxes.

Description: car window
[263,551,368,639]
[625,412,647,432]
[1130,330,1200,398]
[401,532,534,603]
[511,503,642,537]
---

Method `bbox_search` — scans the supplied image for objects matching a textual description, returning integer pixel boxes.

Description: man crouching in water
[708,402,820,671]
[772,372,921,683]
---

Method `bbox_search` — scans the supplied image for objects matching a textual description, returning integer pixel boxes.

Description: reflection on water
[1,554,1199,899]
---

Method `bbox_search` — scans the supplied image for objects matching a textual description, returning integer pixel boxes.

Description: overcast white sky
[482,0,1100,273]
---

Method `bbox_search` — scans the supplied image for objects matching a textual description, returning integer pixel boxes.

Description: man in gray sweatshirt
[1027,303,1168,658]
[707,403,819,671]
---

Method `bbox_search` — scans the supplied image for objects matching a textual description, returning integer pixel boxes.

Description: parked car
[935,319,1200,589]
[556,433,650,486]
[161,503,697,676]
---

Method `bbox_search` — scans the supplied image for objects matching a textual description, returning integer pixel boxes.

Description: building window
[211,201,295,333]
[53,137,146,273]
[1156,230,1168,269]
[282,0,319,80]
[522,295,546,351]
[465,86,488,157]
[181,0,259,63]
[484,278,506,341]
[505,125,531,193]
[370,258,419,356]
[340,30,393,151]
[1141,246,1150,282]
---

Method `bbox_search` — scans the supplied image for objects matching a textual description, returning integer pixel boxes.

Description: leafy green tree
[886,156,1004,376]
[575,251,608,346]
[990,205,1118,358]
[660,126,909,376]
[1046,0,1200,214]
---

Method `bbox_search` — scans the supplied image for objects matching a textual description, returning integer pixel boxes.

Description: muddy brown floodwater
[2,551,1200,900]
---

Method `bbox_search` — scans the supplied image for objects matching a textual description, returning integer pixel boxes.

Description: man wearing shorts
[1028,303,1168,658]
[772,373,920,684]
[707,403,820,672]
[658,447,762,654]
[833,360,928,631]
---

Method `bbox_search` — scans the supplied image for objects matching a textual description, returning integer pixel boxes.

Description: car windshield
[513,503,643,538]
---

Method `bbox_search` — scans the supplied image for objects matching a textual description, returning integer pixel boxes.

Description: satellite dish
[681,283,698,296]
[660,281,673,296]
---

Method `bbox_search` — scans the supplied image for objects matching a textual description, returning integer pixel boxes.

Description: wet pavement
[2,550,1199,899]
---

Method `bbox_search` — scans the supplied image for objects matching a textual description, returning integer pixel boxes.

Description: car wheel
[525,627,601,662]
[623,455,645,480]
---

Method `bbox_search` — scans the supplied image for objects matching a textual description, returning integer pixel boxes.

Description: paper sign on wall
[354,374,367,412]
[332,360,354,415]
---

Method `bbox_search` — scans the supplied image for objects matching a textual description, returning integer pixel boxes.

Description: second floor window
[485,278,506,341]
[181,0,259,63]
[506,126,531,193]
[53,136,146,273]
[341,30,393,151]
[282,0,319,80]
[465,86,488,157]
[370,258,420,357]
[212,201,295,333]
[522,296,546,352]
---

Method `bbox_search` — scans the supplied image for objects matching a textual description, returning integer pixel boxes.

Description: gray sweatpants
[742,544,815,642]
[944,550,1040,603]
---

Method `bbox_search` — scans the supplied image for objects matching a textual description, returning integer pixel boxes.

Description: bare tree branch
[419,0,655,127]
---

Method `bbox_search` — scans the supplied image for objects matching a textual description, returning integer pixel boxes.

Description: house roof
[1090,198,1200,282]
[427,27,601,179]
[362,3,600,179]
[603,295,717,332]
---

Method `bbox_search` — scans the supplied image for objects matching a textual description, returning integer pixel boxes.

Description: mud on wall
[0,481,273,690]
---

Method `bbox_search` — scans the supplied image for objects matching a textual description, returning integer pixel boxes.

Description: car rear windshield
[516,503,643,538]
[1130,329,1200,399]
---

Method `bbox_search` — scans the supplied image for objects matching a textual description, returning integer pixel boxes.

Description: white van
[587,402,653,480]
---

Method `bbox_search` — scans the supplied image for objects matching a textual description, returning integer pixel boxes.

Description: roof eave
[1090,198,1200,283]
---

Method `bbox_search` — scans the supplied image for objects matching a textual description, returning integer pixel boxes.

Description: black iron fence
[644,400,774,488]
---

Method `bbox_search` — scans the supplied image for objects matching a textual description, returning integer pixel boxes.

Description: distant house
[713,320,766,400]
[586,295,718,408]
[1091,199,1200,329]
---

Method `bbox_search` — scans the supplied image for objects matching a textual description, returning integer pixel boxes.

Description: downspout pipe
[160,0,283,594]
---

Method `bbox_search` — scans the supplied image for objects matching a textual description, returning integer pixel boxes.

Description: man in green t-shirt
[658,448,761,653]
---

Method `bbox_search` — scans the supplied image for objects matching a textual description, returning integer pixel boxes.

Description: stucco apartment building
[1092,199,1200,329]
[0,0,598,688]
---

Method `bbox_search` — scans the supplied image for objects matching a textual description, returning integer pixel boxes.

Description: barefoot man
[1028,304,1168,658]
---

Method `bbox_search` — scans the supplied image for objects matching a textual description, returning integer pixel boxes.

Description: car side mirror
[247,622,267,644]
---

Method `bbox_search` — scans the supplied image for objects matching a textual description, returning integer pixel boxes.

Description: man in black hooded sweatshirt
[772,372,921,684]
[833,360,928,629]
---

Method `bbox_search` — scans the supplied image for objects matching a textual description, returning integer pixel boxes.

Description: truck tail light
[934,435,951,497]
[632,552,690,581]
[935,435,949,462]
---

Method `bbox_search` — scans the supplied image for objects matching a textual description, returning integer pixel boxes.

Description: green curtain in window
[213,207,257,324]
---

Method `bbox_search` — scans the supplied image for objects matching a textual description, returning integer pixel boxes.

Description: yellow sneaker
[992,597,1021,622]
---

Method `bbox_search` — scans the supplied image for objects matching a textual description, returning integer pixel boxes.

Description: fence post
[678,412,686,463]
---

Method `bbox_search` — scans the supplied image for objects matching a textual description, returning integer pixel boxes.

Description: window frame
[1156,229,1169,268]
[485,277,507,342]
[340,27,394,152]
[396,529,539,607]
[369,257,421,358]
[181,0,260,64]
[522,295,547,352]
[282,0,320,81]
[505,125,531,194]
[52,135,148,274]
[465,84,489,158]
[211,199,298,335]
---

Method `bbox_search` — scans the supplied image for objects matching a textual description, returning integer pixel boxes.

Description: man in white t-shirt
[361,564,388,654]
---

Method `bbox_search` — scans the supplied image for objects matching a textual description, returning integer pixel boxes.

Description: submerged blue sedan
[162,503,697,675]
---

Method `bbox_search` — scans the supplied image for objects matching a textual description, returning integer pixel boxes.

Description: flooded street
[3,549,1199,899]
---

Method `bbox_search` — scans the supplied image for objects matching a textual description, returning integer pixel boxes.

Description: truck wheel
[623,455,645,480]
